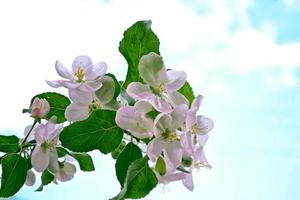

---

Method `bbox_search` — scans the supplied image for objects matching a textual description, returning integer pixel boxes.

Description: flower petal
[181,131,194,155]
[95,76,115,104]
[60,81,81,89]
[147,137,165,162]
[165,91,189,107]
[190,95,203,114]
[25,170,36,186]
[48,150,59,174]
[165,70,187,92]
[65,103,90,122]
[139,52,167,87]
[116,106,137,130]
[164,141,183,170]
[170,104,188,129]
[55,60,74,80]
[46,80,63,88]
[56,162,77,182]
[134,100,153,113]
[69,89,93,105]
[85,62,107,81]
[196,115,214,135]
[34,124,47,144]
[72,55,92,72]
[127,82,153,100]
[78,81,102,92]
[148,96,172,113]
[31,145,50,172]
[153,113,172,137]
[156,172,186,184]
[182,174,194,191]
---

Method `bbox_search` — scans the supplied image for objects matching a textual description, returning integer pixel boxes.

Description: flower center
[162,128,179,142]
[41,140,56,151]
[89,99,102,113]
[74,65,85,83]
[152,82,165,95]
[191,124,199,135]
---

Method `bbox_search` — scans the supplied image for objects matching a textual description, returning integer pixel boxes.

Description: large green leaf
[31,92,71,123]
[60,110,123,154]
[178,81,195,106]
[35,170,54,192]
[0,154,28,197]
[120,20,160,88]
[70,152,95,172]
[0,135,19,153]
[112,156,158,200]
[115,142,142,187]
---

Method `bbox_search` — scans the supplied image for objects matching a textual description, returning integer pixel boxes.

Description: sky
[0,0,300,199]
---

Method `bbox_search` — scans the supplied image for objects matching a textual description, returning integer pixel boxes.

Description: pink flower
[147,104,188,170]
[46,55,107,92]
[30,97,50,119]
[31,119,63,173]
[55,161,76,182]
[25,170,36,186]
[127,52,188,113]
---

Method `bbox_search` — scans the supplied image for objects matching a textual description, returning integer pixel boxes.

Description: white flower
[127,52,188,113]
[46,55,107,92]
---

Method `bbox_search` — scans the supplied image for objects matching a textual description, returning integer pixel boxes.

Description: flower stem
[21,120,38,146]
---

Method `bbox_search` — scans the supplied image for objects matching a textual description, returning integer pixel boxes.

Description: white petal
[48,150,59,174]
[23,124,36,141]
[127,82,153,100]
[181,131,194,155]
[55,60,74,80]
[56,162,77,182]
[34,124,47,143]
[115,106,137,130]
[69,89,93,105]
[65,103,90,122]
[164,141,183,170]
[165,91,189,107]
[147,137,165,162]
[31,145,50,172]
[60,81,81,89]
[85,62,107,81]
[153,113,172,137]
[170,104,188,129]
[190,95,203,114]
[95,76,115,104]
[182,174,194,191]
[134,100,153,113]
[78,81,102,92]
[165,70,187,92]
[196,116,214,135]
[157,172,186,184]
[46,80,63,88]
[139,52,167,87]
[148,96,172,113]
[72,55,92,72]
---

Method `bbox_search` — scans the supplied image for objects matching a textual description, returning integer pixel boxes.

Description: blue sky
[0,0,299,199]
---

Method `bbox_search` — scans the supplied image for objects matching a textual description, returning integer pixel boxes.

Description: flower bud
[31,97,50,118]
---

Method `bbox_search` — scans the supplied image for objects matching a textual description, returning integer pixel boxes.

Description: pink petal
[65,103,90,122]
[157,171,186,184]
[164,141,183,170]
[31,145,50,172]
[139,52,167,87]
[182,174,194,191]
[69,89,94,105]
[116,106,136,130]
[72,55,92,72]
[25,170,36,186]
[85,62,107,81]
[48,150,59,174]
[148,95,172,113]
[166,91,189,107]
[46,80,63,88]
[56,162,77,182]
[134,100,153,113]
[78,81,102,92]
[165,70,187,92]
[196,116,214,135]
[153,113,172,137]
[60,81,81,89]
[147,137,165,162]
[181,131,194,155]
[34,124,47,144]
[55,60,74,80]
[170,104,188,129]
[190,95,203,114]
[127,82,153,100]
[95,76,114,104]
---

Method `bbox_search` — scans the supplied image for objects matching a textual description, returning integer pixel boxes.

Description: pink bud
[31,97,50,118]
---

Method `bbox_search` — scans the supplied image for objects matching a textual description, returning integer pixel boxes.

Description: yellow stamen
[74,65,85,83]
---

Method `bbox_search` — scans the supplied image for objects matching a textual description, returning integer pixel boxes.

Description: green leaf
[115,142,142,187]
[120,20,160,88]
[0,135,19,153]
[56,147,69,158]
[35,170,54,192]
[155,156,166,176]
[31,92,71,123]
[0,154,28,197]
[70,152,95,172]
[178,81,195,106]
[112,156,158,200]
[106,73,121,99]
[60,110,123,154]
[111,141,126,159]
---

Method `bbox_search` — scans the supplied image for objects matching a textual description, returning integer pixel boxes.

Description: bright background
[0,0,300,199]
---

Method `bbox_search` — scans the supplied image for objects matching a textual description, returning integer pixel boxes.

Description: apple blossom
[31,119,63,173]
[55,161,77,182]
[127,52,188,113]
[46,55,107,92]
[116,100,154,139]
[25,170,36,187]
[65,76,117,122]
[30,97,50,119]
[147,104,188,170]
